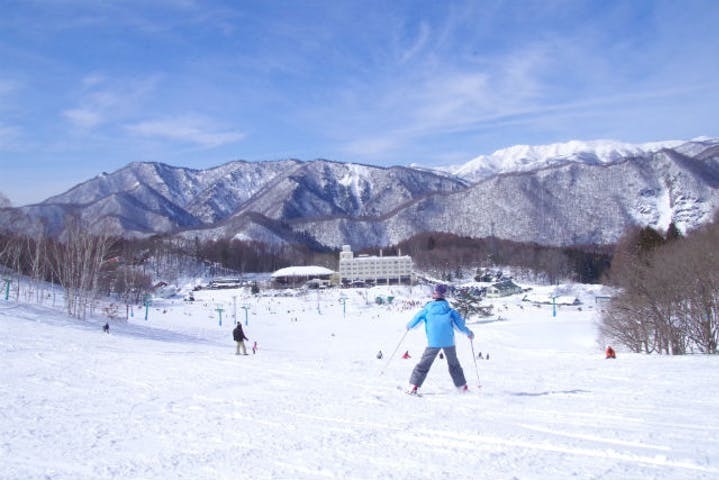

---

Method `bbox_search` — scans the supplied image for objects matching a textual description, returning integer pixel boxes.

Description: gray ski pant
[409,346,467,388]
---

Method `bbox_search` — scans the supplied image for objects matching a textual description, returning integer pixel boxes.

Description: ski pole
[380,329,409,376]
[469,337,481,387]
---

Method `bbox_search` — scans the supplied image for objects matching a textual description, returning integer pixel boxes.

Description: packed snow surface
[2,282,718,479]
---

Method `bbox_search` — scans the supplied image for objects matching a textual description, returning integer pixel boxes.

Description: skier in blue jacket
[406,284,474,394]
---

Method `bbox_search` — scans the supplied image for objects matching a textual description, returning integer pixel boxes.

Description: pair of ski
[397,385,481,397]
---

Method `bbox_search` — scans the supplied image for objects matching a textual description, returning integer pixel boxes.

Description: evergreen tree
[665,222,682,242]
[637,226,665,255]
[453,288,488,320]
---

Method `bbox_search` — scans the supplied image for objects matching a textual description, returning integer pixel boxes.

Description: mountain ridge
[440,138,691,182]
[2,137,718,248]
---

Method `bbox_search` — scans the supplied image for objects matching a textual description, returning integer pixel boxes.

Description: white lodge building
[338,245,413,285]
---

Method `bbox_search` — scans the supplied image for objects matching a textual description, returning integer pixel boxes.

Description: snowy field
[2,282,718,479]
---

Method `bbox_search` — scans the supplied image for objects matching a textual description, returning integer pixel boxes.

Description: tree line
[1,220,614,318]
[600,217,719,354]
[387,232,611,284]
[0,219,335,318]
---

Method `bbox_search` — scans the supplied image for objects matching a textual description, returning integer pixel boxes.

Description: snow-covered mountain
[297,142,719,247]
[444,139,686,182]
[0,192,11,208]
[2,138,718,247]
[0,159,466,240]
[178,138,719,247]
[44,159,302,224]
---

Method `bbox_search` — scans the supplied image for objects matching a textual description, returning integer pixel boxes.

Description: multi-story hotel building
[338,245,413,285]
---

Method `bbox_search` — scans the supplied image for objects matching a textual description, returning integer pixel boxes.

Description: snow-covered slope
[226,161,466,221]
[0,192,11,208]
[43,160,302,224]
[2,282,718,479]
[446,139,686,182]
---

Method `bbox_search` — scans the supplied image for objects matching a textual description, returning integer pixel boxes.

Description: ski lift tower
[241,304,250,326]
[339,293,348,318]
[215,305,224,327]
[143,294,152,321]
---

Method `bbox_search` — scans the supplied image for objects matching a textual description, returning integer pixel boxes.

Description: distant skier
[233,323,249,355]
[376,350,383,360]
[252,341,258,355]
[405,284,474,394]
[605,345,616,359]
[402,350,411,359]
[102,322,110,334]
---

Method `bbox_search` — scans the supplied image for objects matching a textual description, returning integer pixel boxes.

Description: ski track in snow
[2,284,718,479]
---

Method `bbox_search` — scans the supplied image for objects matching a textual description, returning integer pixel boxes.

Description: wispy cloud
[0,79,26,151]
[0,78,19,97]
[81,73,106,88]
[398,21,431,64]
[334,45,550,158]
[62,74,160,129]
[342,136,404,158]
[1,0,717,207]
[62,108,103,129]
[332,13,716,162]
[126,116,245,148]
[0,124,21,150]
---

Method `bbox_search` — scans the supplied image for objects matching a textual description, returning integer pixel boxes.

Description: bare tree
[601,221,719,354]
[600,293,653,353]
[50,217,116,319]
[25,231,50,304]
[670,231,719,353]
[3,234,24,301]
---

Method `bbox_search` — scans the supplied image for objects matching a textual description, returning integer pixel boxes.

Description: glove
[468,331,475,340]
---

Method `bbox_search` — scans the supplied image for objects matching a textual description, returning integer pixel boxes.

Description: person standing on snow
[406,284,474,394]
[233,322,249,355]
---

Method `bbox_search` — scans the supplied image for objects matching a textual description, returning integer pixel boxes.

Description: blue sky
[1,0,718,206]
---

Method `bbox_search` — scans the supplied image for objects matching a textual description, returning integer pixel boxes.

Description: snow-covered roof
[271,266,335,278]
[490,279,521,290]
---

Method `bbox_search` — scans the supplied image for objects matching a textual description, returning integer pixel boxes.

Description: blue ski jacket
[407,299,474,348]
